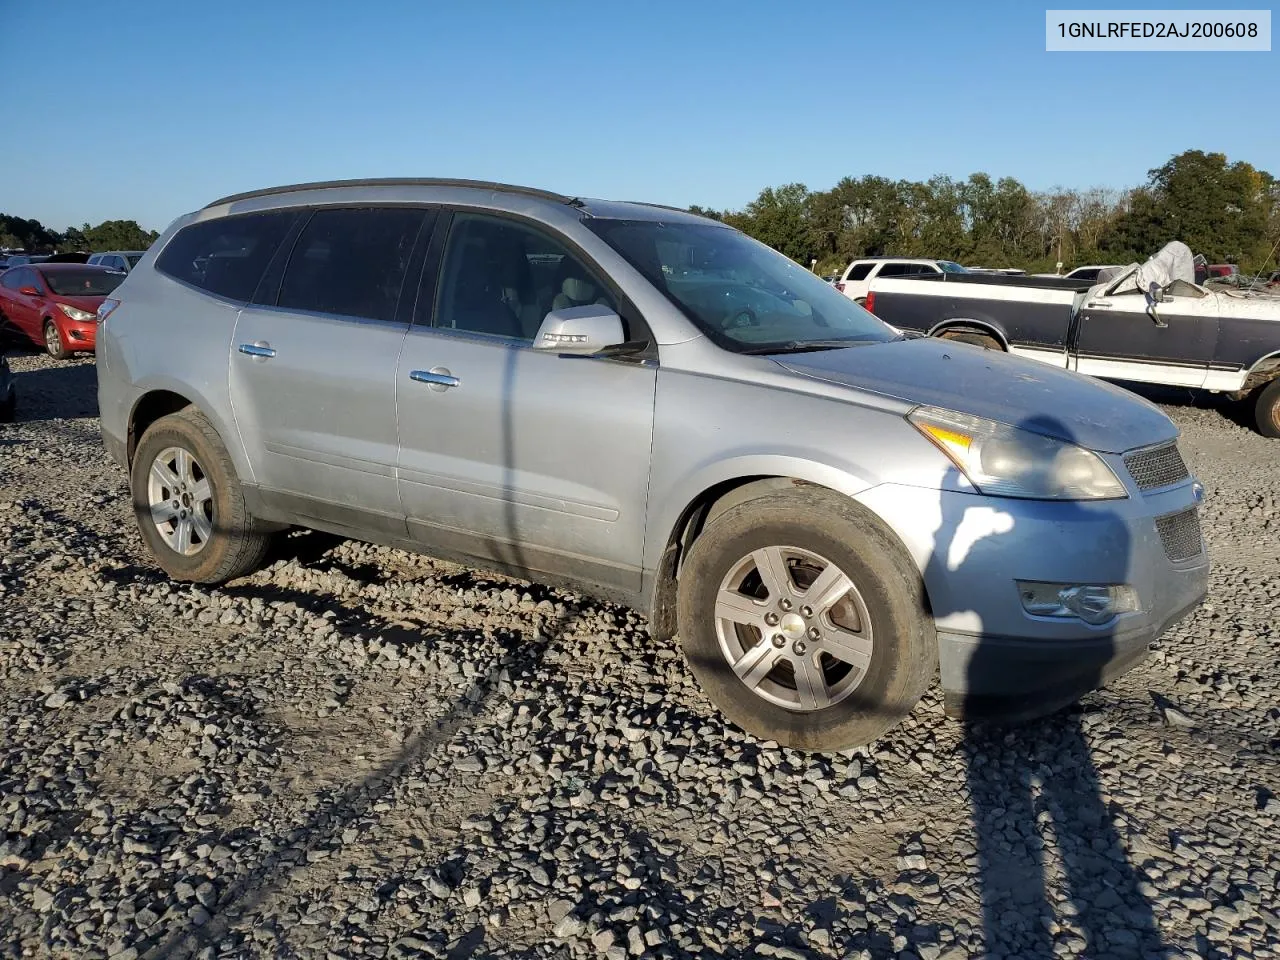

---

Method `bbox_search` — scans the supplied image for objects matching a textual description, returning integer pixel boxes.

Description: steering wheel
[723,309,757,330]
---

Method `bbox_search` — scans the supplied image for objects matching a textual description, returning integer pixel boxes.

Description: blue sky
[2,0,1275,232]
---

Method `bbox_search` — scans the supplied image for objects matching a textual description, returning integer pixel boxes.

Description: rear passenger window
[278,207,425,323]
[877,264,907,277]
[156,211,297,302]
[844,263,874,281]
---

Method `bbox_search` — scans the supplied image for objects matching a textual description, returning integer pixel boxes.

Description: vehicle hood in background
[773,337,1177,454]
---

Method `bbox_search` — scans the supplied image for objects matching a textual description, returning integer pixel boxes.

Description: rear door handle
[410,368,460,390]
[238,342,276,358]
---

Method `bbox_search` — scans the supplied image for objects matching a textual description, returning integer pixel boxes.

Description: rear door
[229,206,432,534]
[1073,284,1218,387]
[395,211,657,594]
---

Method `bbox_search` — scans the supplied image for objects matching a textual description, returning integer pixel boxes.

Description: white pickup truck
[866,242,1280,436]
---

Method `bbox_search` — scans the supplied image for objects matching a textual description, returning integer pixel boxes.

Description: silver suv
[97,178,1209,750]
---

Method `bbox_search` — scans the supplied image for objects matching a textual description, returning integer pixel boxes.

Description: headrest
[562,277,595,302]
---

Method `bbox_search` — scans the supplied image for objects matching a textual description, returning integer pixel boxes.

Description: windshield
[43,269,126,297]
[585,219,896,352]
[938,260,968,273]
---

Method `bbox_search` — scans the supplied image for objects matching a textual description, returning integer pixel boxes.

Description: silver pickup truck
[867,242,1280,436]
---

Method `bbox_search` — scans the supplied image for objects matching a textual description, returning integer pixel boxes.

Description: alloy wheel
[714,545,874,711]
[146,446,214,556]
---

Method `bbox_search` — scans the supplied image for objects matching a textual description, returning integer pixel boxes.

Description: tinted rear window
[43,269,126,297]
[844,263,873,281]
[156,211,297,301]
[277,207,425,323]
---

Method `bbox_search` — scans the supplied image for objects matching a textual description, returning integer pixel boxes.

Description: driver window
[1164,279,1205,299]
[434,214,616,342]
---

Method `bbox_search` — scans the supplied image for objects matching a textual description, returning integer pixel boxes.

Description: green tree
[82,219,159,252]
[725,183,812,264]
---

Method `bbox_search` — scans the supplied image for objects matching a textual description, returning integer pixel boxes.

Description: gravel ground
[1,349,1277,960]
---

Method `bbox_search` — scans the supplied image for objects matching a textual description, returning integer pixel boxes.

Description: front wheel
[1253,378,1280,438]
[676,486,936,751]
[44,321,70,360]
[130,408,273,583]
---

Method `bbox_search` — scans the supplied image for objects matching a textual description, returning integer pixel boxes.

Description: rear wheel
[936,328,1001,351]
[43,321,70,360]
[1253,378,1280,439]
[0,385,14,423]
[676,486,935,751]
[130,408,273,583]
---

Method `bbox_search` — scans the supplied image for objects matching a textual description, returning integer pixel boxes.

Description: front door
[395,212,656,594]
[229,206,431,533]
[1073,282,1219,387]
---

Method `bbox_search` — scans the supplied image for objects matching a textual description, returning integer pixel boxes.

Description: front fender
[643,452,878,573]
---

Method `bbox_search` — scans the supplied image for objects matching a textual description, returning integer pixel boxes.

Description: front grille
[1155,508,1203,562]
[1124,442,1189,492]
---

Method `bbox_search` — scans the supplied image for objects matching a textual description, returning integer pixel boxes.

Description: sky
[1,0,1275,233]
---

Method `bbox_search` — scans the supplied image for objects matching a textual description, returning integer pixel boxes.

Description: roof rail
[623,200,703,216]
[203,178,577,210]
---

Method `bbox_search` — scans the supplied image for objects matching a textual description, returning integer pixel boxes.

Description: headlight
[59,304,96,323]
[909,406,1127,500]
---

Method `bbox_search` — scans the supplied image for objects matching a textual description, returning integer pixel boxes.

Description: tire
[0,387,14,423]
[1254,378,1280,439]
[130,408,273,583]
[676,486,936,751]
[43,320,70,360]
[936,329,1001,351]
[854,297,867,306]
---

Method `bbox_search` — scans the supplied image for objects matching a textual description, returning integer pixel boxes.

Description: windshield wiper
[737,339,872,355]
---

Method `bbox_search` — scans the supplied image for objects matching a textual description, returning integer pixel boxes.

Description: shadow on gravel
[2,353,99,422]
[927,416,1172,959]
[133,562,580,960]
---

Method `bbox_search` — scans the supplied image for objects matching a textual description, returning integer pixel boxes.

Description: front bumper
[856,475,1209,721]
[59,318,96,352]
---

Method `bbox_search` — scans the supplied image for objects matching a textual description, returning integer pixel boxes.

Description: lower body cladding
[856,481,1209,721]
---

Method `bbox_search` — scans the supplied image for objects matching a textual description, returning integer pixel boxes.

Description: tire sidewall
[1255,380,1280,439]
[677,492,935,751]
[130,414,244,582]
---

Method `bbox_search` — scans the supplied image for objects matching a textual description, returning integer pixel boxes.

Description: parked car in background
[865,241,1280,436]
[88,250,147,273]
[0,352,15,421]
[97,177,1207,750]
[1060,264,1125,283]
[1,254,51,267]
[1207,264,1238,279]
[0,263,125,359]
[835,257,968,304]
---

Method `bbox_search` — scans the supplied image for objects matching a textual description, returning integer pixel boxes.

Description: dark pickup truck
[866,257,1280,436]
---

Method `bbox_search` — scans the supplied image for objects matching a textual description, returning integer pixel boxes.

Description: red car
[0,263,125,359]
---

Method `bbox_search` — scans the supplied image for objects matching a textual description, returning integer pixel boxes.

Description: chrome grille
[1155,508,1203,563]
[1124,442,1189,492]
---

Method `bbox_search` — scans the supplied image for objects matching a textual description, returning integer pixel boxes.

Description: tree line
[0,215,159,255]
[691,150,1280,276]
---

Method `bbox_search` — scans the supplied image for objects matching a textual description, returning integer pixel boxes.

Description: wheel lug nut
[801,605,813,618]
[792,640,807,655]
[771,634,785,648]
[779,598,792,611]
[809,627,821,640]
[764,612,779,626]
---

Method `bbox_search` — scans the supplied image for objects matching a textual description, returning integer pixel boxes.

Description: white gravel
[1,349,1277,960]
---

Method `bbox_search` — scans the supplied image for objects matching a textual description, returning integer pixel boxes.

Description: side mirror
[18,285,41,297]
[532,305,628,357]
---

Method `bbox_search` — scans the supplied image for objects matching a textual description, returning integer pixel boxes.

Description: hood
[773,337,1176,454]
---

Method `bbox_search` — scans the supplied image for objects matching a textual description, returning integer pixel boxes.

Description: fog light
[1016,581,1140,625]
[68,329,87,341]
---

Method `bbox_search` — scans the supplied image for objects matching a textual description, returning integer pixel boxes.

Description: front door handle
[410,367,460,391]
[1086,301,1112,309]
[238,342,276,359]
